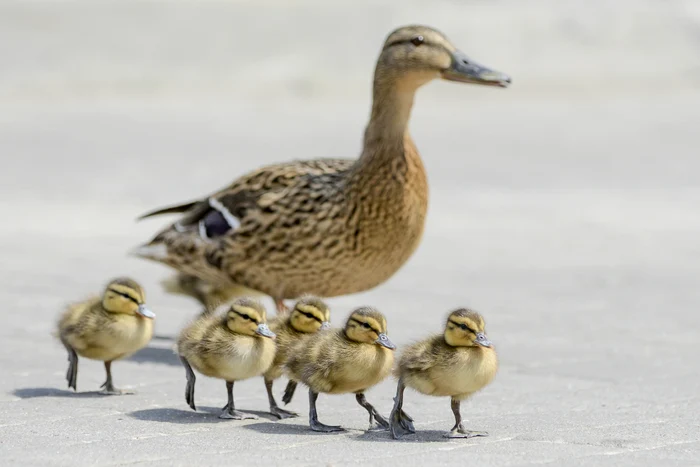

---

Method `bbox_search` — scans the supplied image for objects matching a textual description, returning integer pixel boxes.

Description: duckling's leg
[219,381,258,420]
[99,361,134,395]
[180,357,197,411]
[355,393,390,431]
[64,344,78,391]
[265,378,298,419]
[308,389,344,432]
[444,398,488,439]
[389,379,415,439]
[281,380,297,405]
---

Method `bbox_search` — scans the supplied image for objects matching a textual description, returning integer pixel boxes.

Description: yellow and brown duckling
[57,278,155,395]
[176,297,276,419]
[132,25,511,315]
[284,307,396,432]
[263,296,331,419]
[390,308,497,439]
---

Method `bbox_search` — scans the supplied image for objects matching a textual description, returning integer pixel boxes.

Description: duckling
[132,25,511,315]
[262,296,331,419]
[389,308,497,439]
[56,278,155,394]
[284,307,395,432]
[177,297,276,419]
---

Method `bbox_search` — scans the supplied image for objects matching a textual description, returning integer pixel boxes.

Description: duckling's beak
[136,304,156,319]
[376,333,396,350]
[442,50,511,88]
[256,323,276,339]
[474,332,492,348]
[320,321,331,331]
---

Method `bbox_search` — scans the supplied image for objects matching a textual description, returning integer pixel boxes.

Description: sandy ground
[1,1,699,466]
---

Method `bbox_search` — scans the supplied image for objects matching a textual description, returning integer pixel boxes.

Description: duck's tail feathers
[137,201,200,220]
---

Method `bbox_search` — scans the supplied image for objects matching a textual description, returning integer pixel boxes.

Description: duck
[263,295,331,419]
[284,307,396,432]
[176,297,276,419]
[56,278,155,394]
[389,308,497,439]
[131,25,511,315]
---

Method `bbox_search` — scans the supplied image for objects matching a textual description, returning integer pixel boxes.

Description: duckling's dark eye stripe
[350,318,380,334]
[449,320,476,334]
[299,310,323,323]
[108,288,139,305]
[234,311,259,324]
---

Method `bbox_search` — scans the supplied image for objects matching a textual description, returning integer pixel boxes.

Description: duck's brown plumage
[132,25,510,310]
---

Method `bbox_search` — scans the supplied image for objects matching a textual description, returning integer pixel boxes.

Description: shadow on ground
[128,345,180,366]
[13,388,113,399]
[243,421,350,436]
[129,407,278,424]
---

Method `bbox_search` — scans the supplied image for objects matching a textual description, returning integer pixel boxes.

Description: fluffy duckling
[263,296,331,419]
[390,308,497,439]
[177,297,276,419]
[57,278,155,394]
[285,307,396,432]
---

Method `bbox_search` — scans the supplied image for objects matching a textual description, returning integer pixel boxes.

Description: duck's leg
[308,389,344,432]
[180,356,197,411]
[355,393,390,431]
[99,361,134,395]
[64,343,78,391]
[444,398,488,439]
[390,379,415,439]
[275,299,289,315]
[281,380,297,405]
[219,381,258,420]
[265,378,298,419]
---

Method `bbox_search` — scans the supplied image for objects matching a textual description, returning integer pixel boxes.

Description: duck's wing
[131,158,353,281]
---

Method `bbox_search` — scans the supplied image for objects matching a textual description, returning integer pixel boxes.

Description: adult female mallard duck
[133,25,511,314]
[389,308,497,439]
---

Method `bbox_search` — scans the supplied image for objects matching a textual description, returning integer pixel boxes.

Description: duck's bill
[256,323,276,339]
[442,50,511,88]
[474,332,492,348]
[376,333,396,350]
[320,321,331,331]
[136,305,156,319]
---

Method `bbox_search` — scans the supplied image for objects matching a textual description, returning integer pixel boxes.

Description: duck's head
[226,298,276,339]
[376,25,511,90]
[289,296,331,333]
[344,307,396,350]
[444,308,492,348]
[102,278,155,319]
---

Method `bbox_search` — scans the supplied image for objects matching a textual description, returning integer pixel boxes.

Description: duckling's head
[444,308,492,348]
[376,25,511,91]
[344,307,396,350]
[289,296,331,333]
[226,298,276,339]
[102,278,155,319]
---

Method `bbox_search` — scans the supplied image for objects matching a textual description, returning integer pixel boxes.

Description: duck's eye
[362,322,371,329]
[411,35,424,47]
[240,314,251,321]
[459,323,468,331]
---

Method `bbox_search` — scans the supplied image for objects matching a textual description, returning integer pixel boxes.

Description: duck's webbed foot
[99,361,133,395]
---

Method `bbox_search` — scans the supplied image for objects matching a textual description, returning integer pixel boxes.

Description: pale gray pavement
[1,1,700,466]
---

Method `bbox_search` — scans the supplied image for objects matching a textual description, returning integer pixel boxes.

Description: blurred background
[1,0,700,464]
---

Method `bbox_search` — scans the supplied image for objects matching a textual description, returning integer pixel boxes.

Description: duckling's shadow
[354,429,485,444]
[127,345,180,366]
[128,407,277,425]
[243,422,349,436]
[13,388,111,399]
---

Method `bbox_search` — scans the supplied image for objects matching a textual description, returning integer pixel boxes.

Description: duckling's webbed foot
[275,299,289,315]
[309,389,344,433]
[219,381,258,420]
[389,380,415,439]
[99,361,134,395]
[180,356,197,411]
[443,398,488,439]
[266,379,298,419]
[64,343,78,391]
[282,380,297,405]
[355,393,390,431]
